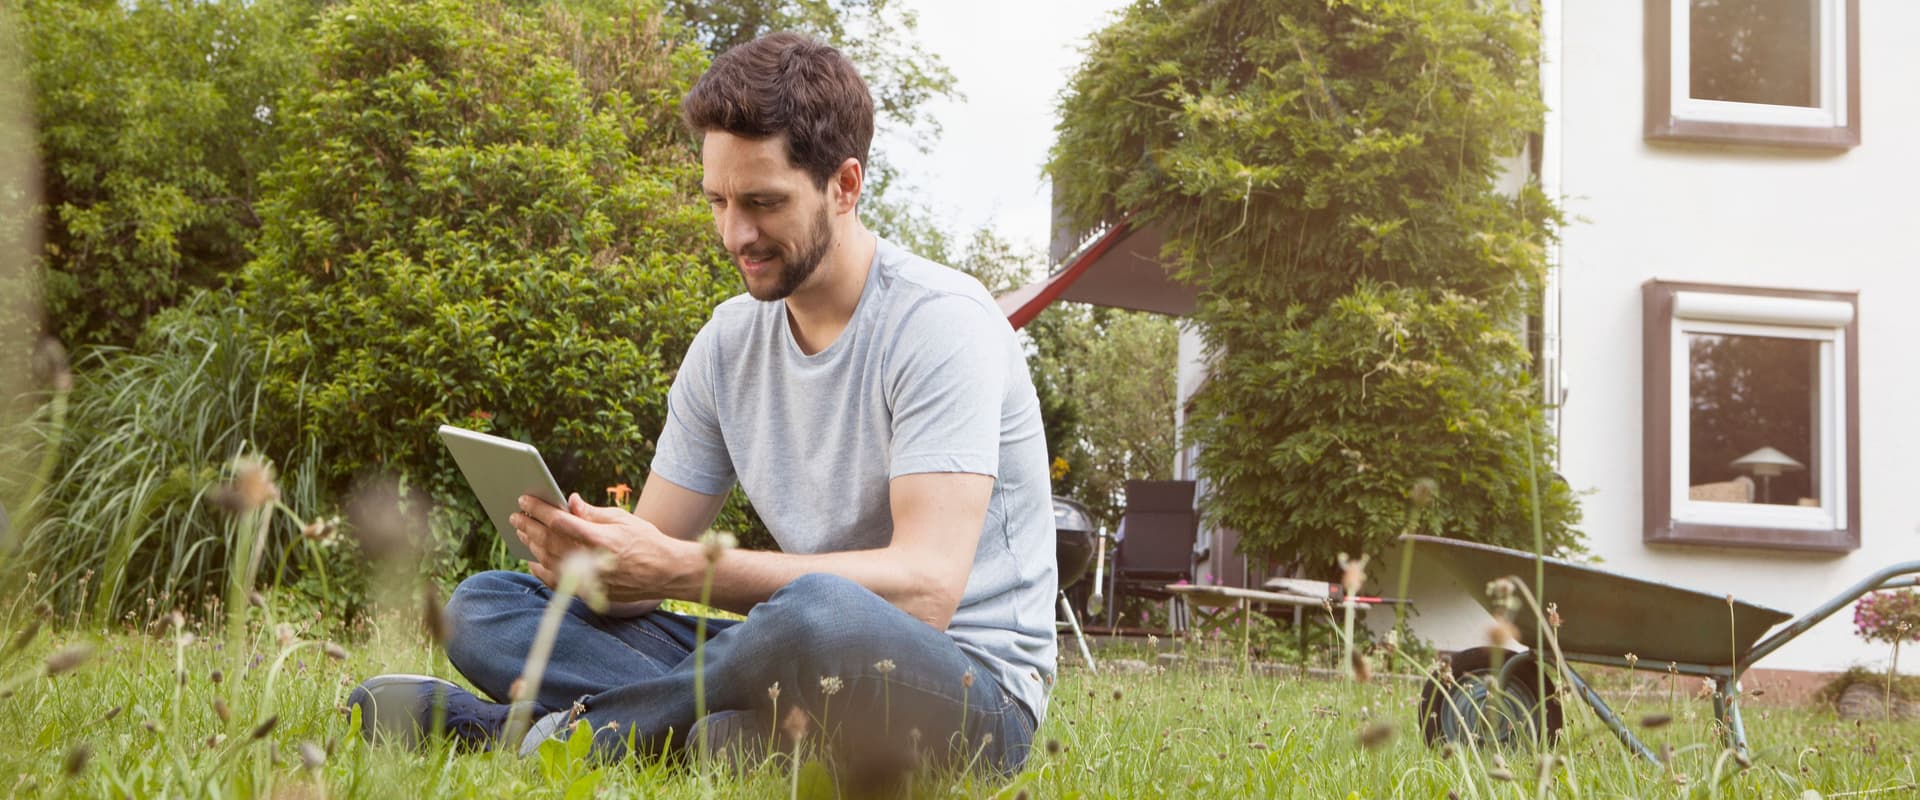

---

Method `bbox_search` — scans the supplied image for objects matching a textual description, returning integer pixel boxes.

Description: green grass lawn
[2,608,1915,799]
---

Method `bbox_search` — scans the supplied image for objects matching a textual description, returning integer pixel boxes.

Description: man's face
[700,131,835,302]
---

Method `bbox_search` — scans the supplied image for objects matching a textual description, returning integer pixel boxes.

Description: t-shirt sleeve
[649,320,736,495]
[885,294,1006,480]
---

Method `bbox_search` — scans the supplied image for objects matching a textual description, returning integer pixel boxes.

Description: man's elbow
[903,571,966,631]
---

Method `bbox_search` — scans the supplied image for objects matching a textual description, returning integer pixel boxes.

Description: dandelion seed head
[212,455,280,514]
[699,530,737,564]
[298,741,325,770]
[1486,619,1519,649]
[1337,552,1369,596]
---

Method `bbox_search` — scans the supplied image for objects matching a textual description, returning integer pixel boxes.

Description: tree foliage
[663,0,959,261]
[949,227,1178,528]
[19,0,314,350]
[1050,0,1580,567]
[235,0,740,567]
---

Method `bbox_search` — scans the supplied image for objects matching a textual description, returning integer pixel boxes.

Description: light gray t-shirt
[649,236,1058,723]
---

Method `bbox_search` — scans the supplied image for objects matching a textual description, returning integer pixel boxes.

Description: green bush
[235,0,741,566]
[1049,0,1580,568]
[12,293,345,623]
[19,0,313,350]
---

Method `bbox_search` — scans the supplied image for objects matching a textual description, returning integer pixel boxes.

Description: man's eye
[706,198,725,208]
[752,199,782,209]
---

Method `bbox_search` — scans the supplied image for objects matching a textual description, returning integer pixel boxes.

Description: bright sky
[873,0,1131,267]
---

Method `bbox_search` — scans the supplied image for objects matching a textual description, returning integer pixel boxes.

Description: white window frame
[1668,0,1847,129]
[1645,0,1860,149]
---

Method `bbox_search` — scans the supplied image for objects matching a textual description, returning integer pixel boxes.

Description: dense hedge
[235,0,741,566]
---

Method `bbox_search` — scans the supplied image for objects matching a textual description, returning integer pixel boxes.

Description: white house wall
[1544,0,1920,675]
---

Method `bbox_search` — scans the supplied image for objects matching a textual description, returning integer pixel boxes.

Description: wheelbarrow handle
[1746,559,1920,667]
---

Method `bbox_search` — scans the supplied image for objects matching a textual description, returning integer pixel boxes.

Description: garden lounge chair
[1104,479,1199,633]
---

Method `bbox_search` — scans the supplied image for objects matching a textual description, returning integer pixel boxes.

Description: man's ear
[830,157,863,214]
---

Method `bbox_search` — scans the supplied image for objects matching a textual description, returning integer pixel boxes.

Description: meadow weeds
[2,603,1917,798]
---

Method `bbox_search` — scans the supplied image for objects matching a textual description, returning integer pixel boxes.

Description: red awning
[995,220,1195,329]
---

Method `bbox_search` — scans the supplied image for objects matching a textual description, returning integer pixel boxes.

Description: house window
[1643,281,1859,552]
[1645,0,1860,148]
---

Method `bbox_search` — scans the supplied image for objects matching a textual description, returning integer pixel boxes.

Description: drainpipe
[1540,0,1566,462]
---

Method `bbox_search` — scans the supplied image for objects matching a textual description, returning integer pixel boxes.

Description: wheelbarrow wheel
[1420,647,1564,750]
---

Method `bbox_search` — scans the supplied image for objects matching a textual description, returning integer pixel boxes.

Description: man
[349,32,1057,775]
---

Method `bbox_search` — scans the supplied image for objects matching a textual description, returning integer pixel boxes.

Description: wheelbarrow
[1402,534,1920,762]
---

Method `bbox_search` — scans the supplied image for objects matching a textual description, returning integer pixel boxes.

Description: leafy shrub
[234,0,741,566]
[1049,0,1580,568]
[1855,590,1920,644]
[18,0,312,350]
[13,293,343,623]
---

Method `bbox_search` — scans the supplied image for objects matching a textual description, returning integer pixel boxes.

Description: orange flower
[607,483,632,506]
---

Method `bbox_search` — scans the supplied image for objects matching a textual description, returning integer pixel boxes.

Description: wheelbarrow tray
[1401,535,1792,668]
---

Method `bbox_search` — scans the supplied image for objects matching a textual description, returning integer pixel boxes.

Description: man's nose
[718,207,758,254]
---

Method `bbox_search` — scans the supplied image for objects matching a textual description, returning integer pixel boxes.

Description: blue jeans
[443,571,1036,773]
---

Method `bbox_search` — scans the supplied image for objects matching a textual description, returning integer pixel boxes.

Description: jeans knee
[443,570,543,667]
[759,573,894,652]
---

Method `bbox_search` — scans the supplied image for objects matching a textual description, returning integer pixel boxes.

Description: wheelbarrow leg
[1559,665,1663,764]
[1713,676,1751,758]
[1059,591,1098,674]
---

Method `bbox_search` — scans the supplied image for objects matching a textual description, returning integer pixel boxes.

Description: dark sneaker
[689,709,771,769]
[347,674,518,751]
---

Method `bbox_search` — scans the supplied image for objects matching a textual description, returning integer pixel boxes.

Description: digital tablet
[437,424,567,561]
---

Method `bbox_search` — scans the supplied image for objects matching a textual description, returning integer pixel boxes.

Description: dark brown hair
[682,32,875,189]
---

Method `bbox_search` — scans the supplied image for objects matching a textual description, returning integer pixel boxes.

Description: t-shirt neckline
[781,236,886,362]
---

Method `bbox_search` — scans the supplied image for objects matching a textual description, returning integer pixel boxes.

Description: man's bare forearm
[669,545,964,630]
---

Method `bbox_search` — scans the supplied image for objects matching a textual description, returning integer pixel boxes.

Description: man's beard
[742,205,834,302]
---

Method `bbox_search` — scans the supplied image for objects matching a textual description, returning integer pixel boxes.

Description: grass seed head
[782,705,809,742]
[250,716,278,740]
[322,642,349,661]
[768,681,780,703]
[1350,651,1372,683]
[874,659,895,675]
[421,582,451,645]
[44,642,95,676]
[214,697,232,723]
[61,744,89,777]
[1356,722,1393,749]
[4,618,40,655]
[1640,713,1672,729]
[819,675,843,696]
